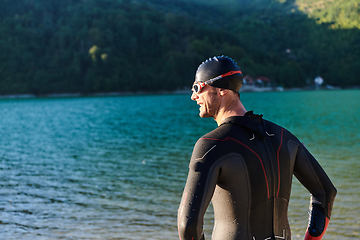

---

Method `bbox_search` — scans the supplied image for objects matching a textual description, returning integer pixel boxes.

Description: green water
[0,90,359,239]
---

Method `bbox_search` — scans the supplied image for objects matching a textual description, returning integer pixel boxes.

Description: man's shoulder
[263,119,284,132]
[196,123,237,143]
[202,126,227,138]
[194,129,222,149]
[191,128,228,156]
[263,119,302,145]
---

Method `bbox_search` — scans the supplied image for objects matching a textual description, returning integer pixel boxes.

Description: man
[177,56,337,240]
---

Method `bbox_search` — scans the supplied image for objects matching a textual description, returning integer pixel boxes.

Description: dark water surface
[0,90,359,239]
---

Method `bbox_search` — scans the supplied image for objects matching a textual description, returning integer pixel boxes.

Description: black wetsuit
[178,112,336,240]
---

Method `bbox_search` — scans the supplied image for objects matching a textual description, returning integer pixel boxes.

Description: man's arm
[293,143,337,240]
[178,141,220,240]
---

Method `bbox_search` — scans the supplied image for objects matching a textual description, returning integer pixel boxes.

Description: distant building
[241,75,279,92]
[255,76,271,87]
[243,75,271,87]
[243,75,253,85]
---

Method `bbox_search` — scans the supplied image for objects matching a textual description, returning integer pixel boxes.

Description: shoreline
[0,90,191,99]
[0,86,358,99]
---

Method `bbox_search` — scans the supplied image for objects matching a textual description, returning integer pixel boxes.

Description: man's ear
[218,88,229,96]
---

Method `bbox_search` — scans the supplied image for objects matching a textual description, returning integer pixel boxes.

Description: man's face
[191,83,220,118]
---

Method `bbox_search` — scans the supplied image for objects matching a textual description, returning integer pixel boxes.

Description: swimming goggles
[191,70,242,94]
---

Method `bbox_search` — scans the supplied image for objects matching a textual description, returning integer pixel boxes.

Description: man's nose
[191,91,198,100]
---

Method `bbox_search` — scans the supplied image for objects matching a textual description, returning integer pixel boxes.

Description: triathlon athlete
[177,56,337,240]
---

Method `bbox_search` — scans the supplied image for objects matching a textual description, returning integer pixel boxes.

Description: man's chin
[199,111,212,118]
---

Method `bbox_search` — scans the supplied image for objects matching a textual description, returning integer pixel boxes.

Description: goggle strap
[207,70,242,84]
[221,70,242,78]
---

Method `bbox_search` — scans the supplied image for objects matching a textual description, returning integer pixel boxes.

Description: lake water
[0,90,359,240]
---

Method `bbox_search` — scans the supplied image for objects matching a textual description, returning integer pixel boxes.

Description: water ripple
[0,92,359,239]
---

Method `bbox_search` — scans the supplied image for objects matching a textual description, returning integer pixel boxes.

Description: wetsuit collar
[220,111,267,140]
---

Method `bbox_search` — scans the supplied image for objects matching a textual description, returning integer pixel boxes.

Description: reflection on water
[0,90,359,239]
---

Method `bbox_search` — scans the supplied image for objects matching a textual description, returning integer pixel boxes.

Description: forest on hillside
[0,0,359,95]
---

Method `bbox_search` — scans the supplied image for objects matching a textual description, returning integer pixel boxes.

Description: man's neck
[214,99,247,126]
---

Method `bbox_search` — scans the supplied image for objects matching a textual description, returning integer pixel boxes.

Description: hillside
[144,0,360,86]
[0,0,359,95]
[185,0,360,30]
[295,0,360,29]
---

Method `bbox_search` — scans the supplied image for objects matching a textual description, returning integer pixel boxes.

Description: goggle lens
[191,82,205,94]
[192,84,200,93]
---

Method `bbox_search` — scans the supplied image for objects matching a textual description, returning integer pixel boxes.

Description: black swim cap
[195,56,243,92]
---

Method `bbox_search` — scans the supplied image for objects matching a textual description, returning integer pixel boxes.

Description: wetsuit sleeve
[178,140,220,240]
[292,142,337,240]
